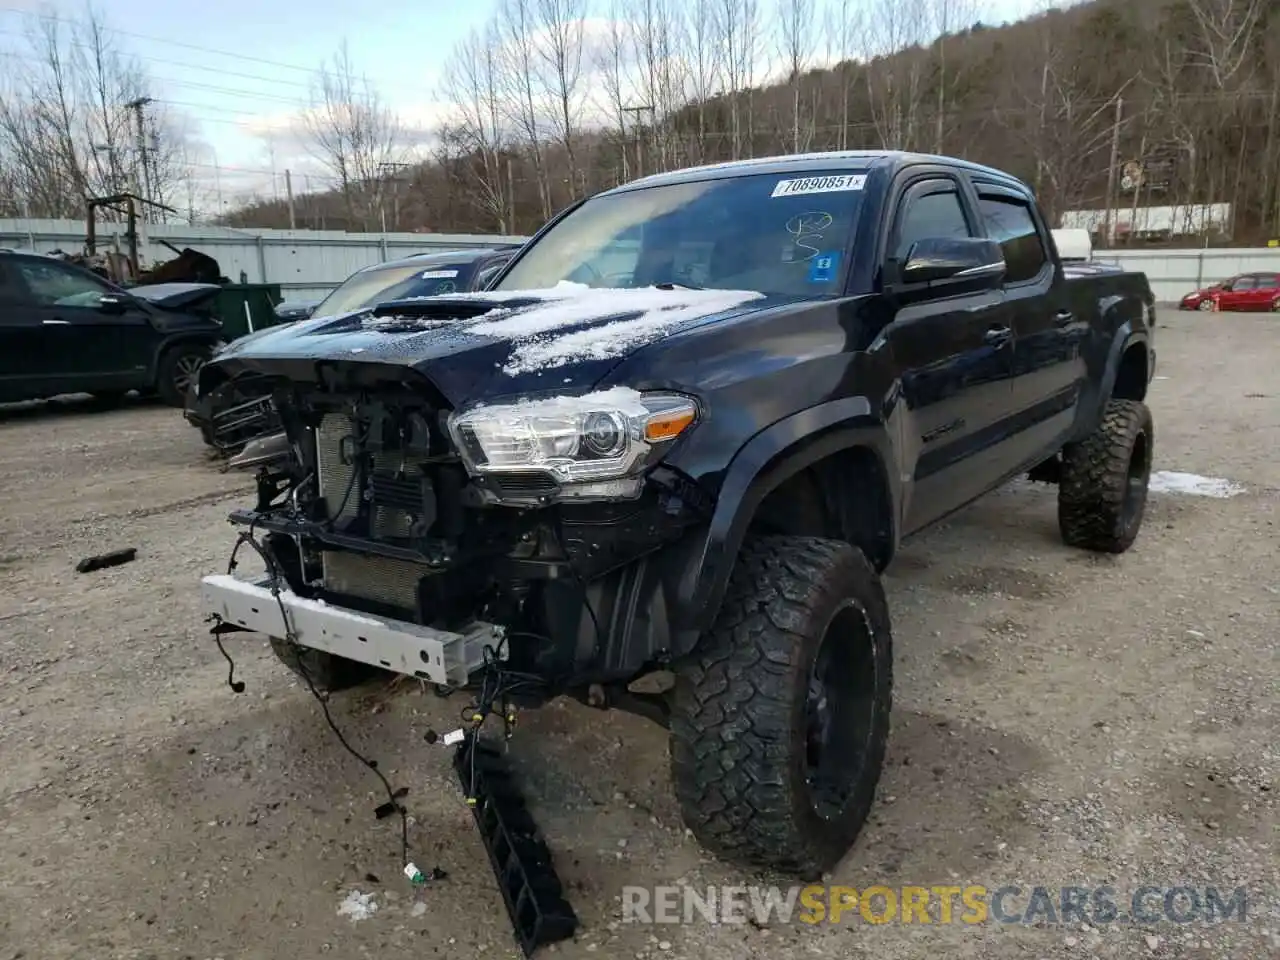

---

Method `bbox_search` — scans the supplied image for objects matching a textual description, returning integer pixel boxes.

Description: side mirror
[97,294,129,314]
[899,237,1006,290]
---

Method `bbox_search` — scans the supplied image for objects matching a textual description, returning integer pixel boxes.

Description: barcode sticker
[771,175,866,198]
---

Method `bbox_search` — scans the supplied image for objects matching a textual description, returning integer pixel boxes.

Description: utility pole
[1101,96,1124,247]
[622,104,653,179]
[285,168,296,229]
[126,96,154,218]
[377,161,412,232]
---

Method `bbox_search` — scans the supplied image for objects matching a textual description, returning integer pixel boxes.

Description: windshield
[494,171,866,297]
[314,262,471,317]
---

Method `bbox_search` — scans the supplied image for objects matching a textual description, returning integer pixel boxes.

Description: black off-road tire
[1058,398,1154,554]
[156,343,212,407]
[268,638,373,693]
[669,536,893,878]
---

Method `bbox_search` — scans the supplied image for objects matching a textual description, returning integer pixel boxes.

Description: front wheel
[1058,399,1154,553]
[1198,299,1216,312]
[669,536,893,878]
[269,638,374,692]
[156,344,212,407]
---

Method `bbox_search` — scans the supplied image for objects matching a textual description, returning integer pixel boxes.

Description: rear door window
[975,191,1049,284]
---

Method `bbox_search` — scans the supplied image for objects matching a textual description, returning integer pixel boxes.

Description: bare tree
[822,0,863,150]
[0,5,192,220]
[498,0,553,219]
[716,0,757,159]
[631,0,687,172]
[534,0,588,198]
[863,0,930,150]
[681,0,723,164]
[595,2,636,181]
[774,0,816,152]
[303,41,404,228]
[440,21,517,232]
[930,0,982,154]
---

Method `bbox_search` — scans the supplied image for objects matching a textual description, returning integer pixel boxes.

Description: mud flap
[453,735,578,956]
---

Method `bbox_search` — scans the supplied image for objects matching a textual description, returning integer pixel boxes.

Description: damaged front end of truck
[199,290,736,722]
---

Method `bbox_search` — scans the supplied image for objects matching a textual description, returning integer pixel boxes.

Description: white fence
[1095,247,1280,303]
[1,217,1275,305]
[0,219,528,302]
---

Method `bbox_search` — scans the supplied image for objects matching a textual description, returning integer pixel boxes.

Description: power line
[0,26,315,90]
[0,3,317,75]
[0,44,315,110]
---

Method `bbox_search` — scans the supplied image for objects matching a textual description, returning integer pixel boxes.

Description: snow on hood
[361,283,766,375]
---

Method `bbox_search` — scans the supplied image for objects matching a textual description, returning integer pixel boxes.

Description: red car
[1179,272,1280,312]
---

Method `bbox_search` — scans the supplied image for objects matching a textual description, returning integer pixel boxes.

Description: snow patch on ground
[1149,471,1246,498]
[337,890,378,922]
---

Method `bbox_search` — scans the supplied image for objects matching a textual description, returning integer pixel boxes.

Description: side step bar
[453,736,578,956]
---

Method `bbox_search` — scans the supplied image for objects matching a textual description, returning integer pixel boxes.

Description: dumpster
[212,283,284,339]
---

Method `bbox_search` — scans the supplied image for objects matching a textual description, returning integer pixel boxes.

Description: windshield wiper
[653,281,704,291]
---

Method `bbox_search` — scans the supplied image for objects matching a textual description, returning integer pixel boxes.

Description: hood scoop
[363,295,546,332]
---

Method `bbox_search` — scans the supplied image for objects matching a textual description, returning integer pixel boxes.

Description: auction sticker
[771,175,866,198]
[420,269,459,279]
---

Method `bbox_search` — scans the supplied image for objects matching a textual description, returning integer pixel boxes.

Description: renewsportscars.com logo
[621,884,1251,926]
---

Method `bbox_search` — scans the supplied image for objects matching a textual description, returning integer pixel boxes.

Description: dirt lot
[0,309,1276,960]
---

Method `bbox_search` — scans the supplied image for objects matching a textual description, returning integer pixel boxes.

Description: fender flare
[672,396,899,635]
[1072,316,1148,440]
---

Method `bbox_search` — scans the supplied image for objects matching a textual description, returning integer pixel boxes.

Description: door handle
[42,318,70,325]
[1053,309,1075,326]
[984,325,1012,345]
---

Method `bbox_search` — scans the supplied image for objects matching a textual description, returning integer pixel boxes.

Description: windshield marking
[770,175,866,198]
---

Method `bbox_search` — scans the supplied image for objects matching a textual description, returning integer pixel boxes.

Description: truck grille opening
[313,411,441,610]
[321,550,427,612]
[315,412,437,538]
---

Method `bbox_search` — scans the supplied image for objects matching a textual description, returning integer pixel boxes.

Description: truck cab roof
[610,150,1032,196]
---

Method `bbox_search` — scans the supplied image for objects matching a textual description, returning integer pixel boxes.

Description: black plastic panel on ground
[453,735,579,956]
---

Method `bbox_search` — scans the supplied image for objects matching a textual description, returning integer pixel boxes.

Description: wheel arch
[1072,319,1151,440]
[671,397,901,639]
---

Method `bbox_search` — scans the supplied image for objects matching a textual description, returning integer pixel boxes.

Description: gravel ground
[0,309,1275,960]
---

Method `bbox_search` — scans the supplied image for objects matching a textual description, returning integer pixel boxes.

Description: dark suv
[0,249,224,407]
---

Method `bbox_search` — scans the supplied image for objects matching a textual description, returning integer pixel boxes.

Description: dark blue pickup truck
[199,150,1156,882]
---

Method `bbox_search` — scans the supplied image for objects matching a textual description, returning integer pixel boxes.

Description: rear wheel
[1058,399,1154,553]
[669,536,893,878]
[156,344,212,407]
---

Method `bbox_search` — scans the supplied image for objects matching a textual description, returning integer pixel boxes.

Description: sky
[0,0,1043,213]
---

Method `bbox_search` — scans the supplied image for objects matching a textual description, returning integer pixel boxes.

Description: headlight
[447,388,697,500]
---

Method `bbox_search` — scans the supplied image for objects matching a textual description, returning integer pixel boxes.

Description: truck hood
[206,283,769,406]
[128,281,223,311]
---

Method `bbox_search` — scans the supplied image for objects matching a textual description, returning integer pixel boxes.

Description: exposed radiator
[321,550,429,612]
[314,412,436,612]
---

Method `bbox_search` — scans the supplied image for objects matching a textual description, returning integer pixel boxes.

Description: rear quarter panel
[1062,267,1155,439]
